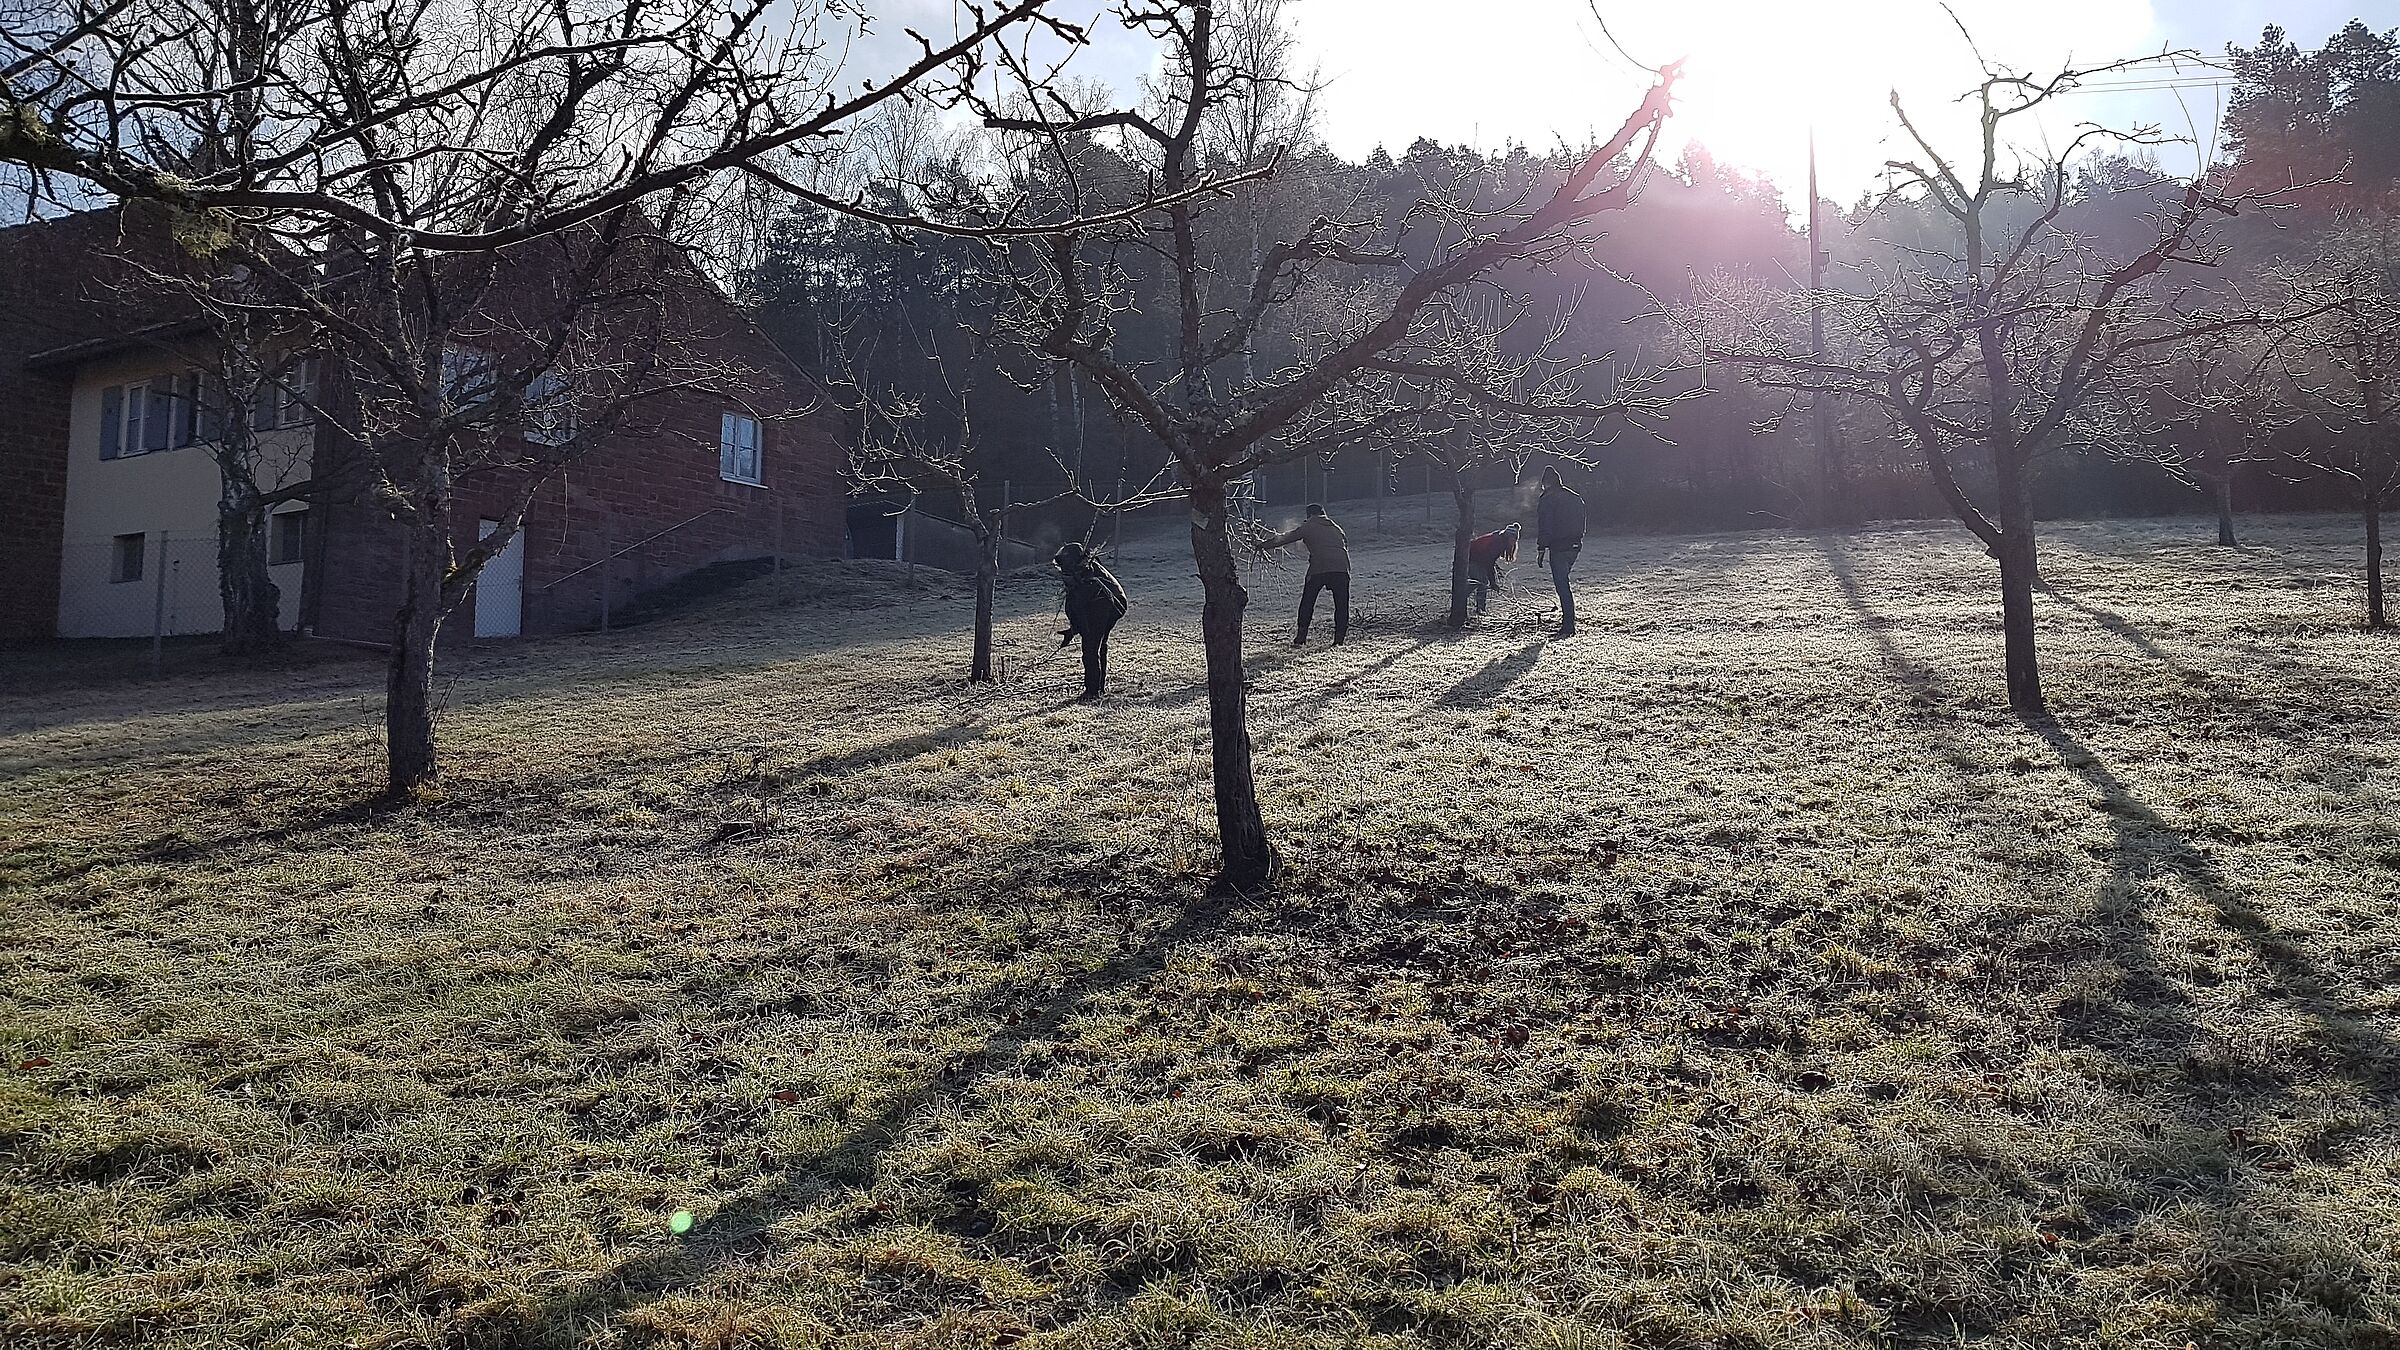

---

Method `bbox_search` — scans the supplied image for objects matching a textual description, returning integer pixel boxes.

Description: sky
[862,0,2375,208]
[1288,0,2372,205]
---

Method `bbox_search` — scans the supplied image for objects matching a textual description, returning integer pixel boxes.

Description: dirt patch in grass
[3,518,2397,1348]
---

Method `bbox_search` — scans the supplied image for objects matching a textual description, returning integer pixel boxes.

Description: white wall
[56,349,314,639]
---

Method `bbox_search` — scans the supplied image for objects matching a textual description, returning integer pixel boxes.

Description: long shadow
[13,716,1015,889]
[2026,712,2399,1094]
[1290,627,1449,713]
[1140,639,1312,710]
[2043,585,2212,686]
[1820,535,2397,1099]
[1435,639,1545,708]
[501,867,1236,1337]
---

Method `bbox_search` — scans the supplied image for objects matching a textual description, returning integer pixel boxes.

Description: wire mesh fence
[50,529,311,677]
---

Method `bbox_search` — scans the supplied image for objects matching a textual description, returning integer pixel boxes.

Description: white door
[473,518,525,638]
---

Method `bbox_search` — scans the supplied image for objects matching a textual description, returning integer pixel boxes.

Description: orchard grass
[3,512,2396,1348]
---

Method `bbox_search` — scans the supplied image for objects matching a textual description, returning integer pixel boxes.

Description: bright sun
[1640,0,2165,201]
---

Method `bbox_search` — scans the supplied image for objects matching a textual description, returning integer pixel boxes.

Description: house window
[271,510,307,566]
[100,376,202,457]
[443,344,499,408]
[720,411,762,485]
[522,369,574,446]
[111,532,146,583]
[249,358,319,430]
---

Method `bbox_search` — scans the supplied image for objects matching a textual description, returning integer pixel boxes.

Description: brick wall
[0,205,208,640]
[311,249,848,644]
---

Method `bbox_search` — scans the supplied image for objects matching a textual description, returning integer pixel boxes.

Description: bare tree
[1704,44,2292,715]
[2264,223,2400,626]
[839,339,1166,684]
[2115,332,2287,548]
[1,0,1111,245]
[295,203,748,792]
[972,2,1679,888]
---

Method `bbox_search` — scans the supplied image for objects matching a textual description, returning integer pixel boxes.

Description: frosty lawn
[3,514,2396,1347]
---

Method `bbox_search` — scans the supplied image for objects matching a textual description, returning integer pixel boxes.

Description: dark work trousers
[1080,624,1113,698]
[1298,570,1351,643]
[1469,560,1499,614]
[1548,545,1580,632]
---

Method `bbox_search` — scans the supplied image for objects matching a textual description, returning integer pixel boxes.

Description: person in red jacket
[1466,522,1520,616]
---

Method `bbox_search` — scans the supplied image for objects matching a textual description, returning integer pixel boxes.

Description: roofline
[22,317,213,372]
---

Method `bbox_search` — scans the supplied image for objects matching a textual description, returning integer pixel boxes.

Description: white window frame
[719,410,763,486]
[274,357,320,428]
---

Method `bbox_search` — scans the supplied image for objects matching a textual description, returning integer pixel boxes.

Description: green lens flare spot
[669,1209,694,1234]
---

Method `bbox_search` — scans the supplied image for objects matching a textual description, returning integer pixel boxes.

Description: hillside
[3,514,2396,1348]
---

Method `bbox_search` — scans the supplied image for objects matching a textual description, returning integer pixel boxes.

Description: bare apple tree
[973,1,1679,888]
[1704,46,2294,715]
[2262,225,2400,626]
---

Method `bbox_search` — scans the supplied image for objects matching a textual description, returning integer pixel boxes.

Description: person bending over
[1054,542,1128,700]
[1261,503,1351,645]
[1467,522,1520,616]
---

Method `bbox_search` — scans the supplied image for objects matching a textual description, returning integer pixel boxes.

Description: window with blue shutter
[99,385,123,458]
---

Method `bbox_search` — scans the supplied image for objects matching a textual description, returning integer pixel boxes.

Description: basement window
[271,510,307,566]
[111,532,145,583]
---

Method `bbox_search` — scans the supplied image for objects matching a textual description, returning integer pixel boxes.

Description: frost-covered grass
[4,512,2397,1349]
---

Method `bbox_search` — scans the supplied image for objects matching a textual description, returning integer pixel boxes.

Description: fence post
[599,527,613,632]
[1376,450,1387,533]
[1112,476,1124,554]
[150,529,168,677]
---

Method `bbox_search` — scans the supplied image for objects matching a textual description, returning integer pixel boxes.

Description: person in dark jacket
[1261,503,1351,645]
[1466,522,1520,615]
[1534,467,1587,637]
[1054,542,1128,700]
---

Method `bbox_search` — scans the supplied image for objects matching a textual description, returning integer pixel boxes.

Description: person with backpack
[1054,542,1128,701]
[1261,503,1351,645]
[1534,466,1587,637]
[1466,522,1520,616]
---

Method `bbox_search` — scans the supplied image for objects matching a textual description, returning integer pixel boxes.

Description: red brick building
[0,205,848,644]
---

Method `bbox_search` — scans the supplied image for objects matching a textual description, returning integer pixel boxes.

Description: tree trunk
[216,487,283,656]
[1189,481,1274,891]
[2368,499,2387,629]
[1993,449,2045,716]
[384,511,449,795]
[2210,473,2238,547]
[1997,535,2044,715]
[969,520,999,683]
[1446,471,1476,628]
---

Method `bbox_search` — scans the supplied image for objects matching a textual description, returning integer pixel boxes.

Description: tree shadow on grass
[1819,535,2399,1336]
[1435,640,1545,708]
[482,859,1239,1340]
[17,716,1025,890]
[1821,537,2396,1094]
[1286,627,1451,714]
[2042,586,2213,686]
[2025,711,2398,1094]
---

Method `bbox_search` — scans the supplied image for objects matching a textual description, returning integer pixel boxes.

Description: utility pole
[1809,126,1844,527]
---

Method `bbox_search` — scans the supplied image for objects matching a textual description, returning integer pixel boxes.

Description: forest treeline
[741,17,2399,535]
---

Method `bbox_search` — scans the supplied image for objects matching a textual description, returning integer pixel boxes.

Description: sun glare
[1614,0,2161,202]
